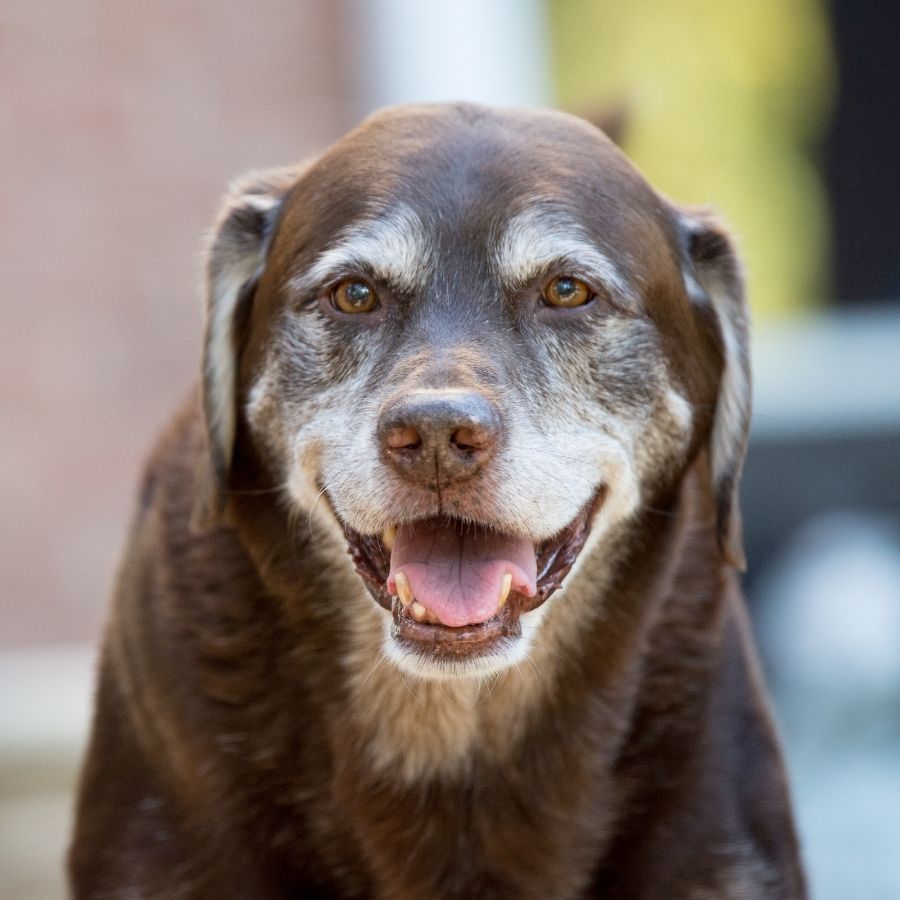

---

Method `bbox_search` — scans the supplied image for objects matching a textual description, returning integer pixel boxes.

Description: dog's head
[194,104,750,679]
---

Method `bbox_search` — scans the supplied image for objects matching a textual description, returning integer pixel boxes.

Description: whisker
[513,659,529,689]
[641,504,679,519]
[307,468,352,536]
[360,648,390,689]
[524,652,542,682]
[226,482,291,497]
[398,670,420,701]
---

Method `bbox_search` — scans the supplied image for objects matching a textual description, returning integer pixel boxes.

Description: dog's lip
[391,596,521,651]
[342,489,605,648]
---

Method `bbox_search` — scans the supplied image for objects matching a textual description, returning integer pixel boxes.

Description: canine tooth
[382,525,396,551]
[395,571,413,607]
[499,572,512,608]
[410,600,429,623]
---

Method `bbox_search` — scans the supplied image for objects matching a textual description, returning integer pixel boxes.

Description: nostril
[378,390,501,483]
[385,425,422,452]
[450,425,489,453]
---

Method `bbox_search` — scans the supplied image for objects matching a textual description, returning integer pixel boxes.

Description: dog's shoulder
[113,387,270,709]
[134,387,206,522]
[126,387,252,583]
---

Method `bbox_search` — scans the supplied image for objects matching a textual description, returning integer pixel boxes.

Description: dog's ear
[679,209,751,570]
[192,165,301,531]
[578,99,629,147]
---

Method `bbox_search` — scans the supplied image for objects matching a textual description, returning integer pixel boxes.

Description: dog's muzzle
[331,388,604,665]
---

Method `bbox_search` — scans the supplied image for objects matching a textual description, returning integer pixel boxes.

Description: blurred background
[1,1,898,897]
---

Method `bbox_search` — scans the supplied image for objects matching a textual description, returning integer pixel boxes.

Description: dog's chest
[314,637,618,898]
[325,714,615,900]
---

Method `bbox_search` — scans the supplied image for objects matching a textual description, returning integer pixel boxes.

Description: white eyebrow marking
[291,204,431,296]
[494,207,634,303]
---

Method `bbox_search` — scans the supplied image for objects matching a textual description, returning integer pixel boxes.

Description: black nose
[378,390,501,486]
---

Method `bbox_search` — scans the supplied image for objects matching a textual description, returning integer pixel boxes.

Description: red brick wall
[1,1,354,646]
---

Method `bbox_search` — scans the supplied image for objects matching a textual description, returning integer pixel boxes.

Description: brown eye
[542,275,593,308]
[332,278,378,314]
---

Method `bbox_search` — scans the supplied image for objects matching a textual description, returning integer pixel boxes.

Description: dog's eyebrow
[494,208,635,305]
[290,205,431,296]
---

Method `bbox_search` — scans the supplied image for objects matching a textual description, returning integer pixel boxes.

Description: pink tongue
[386,519,537,627]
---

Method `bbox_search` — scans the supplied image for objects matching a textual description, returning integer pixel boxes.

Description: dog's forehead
[275,104,674,276]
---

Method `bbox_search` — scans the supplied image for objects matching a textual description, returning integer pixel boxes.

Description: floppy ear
[192,165,300,530]
[679,209,752,570]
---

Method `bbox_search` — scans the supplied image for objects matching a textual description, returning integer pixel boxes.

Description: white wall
[352,0,552,115]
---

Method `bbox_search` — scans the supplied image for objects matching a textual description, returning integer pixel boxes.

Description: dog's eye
[542,276,593,308]
[331,278,378,314]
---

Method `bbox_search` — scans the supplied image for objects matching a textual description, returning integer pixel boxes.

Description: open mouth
[343,490,604,661]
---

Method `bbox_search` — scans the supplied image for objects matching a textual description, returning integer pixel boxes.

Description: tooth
[499,572,512,607]
[382,525,396,551]
[406,597,441,625]
[395,571,413,607]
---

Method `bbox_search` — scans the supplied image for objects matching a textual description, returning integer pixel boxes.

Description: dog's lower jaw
[381,602,539,681]
[344,589,563,782]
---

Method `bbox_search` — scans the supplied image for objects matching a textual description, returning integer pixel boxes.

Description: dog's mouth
[343,491,603,659]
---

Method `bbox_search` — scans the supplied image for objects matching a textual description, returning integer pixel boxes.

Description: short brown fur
[70,104,805,899]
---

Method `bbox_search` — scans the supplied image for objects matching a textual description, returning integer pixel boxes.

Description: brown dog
[69,103,806,898]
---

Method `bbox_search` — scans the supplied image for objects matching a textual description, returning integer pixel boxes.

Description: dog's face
[197,104,750,679]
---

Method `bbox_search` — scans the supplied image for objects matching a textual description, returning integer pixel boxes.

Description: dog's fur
[69,103,806,899]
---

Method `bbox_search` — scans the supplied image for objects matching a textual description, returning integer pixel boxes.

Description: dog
[69,103,806,898]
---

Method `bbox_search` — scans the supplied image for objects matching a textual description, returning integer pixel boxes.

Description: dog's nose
[378,390,501,485]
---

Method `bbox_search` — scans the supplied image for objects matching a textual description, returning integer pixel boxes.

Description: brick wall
[1,0,354,646]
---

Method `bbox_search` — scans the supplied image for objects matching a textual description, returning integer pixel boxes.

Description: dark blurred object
[825,0,900,303]
[743,430,900,585]
[742,303,900,589]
